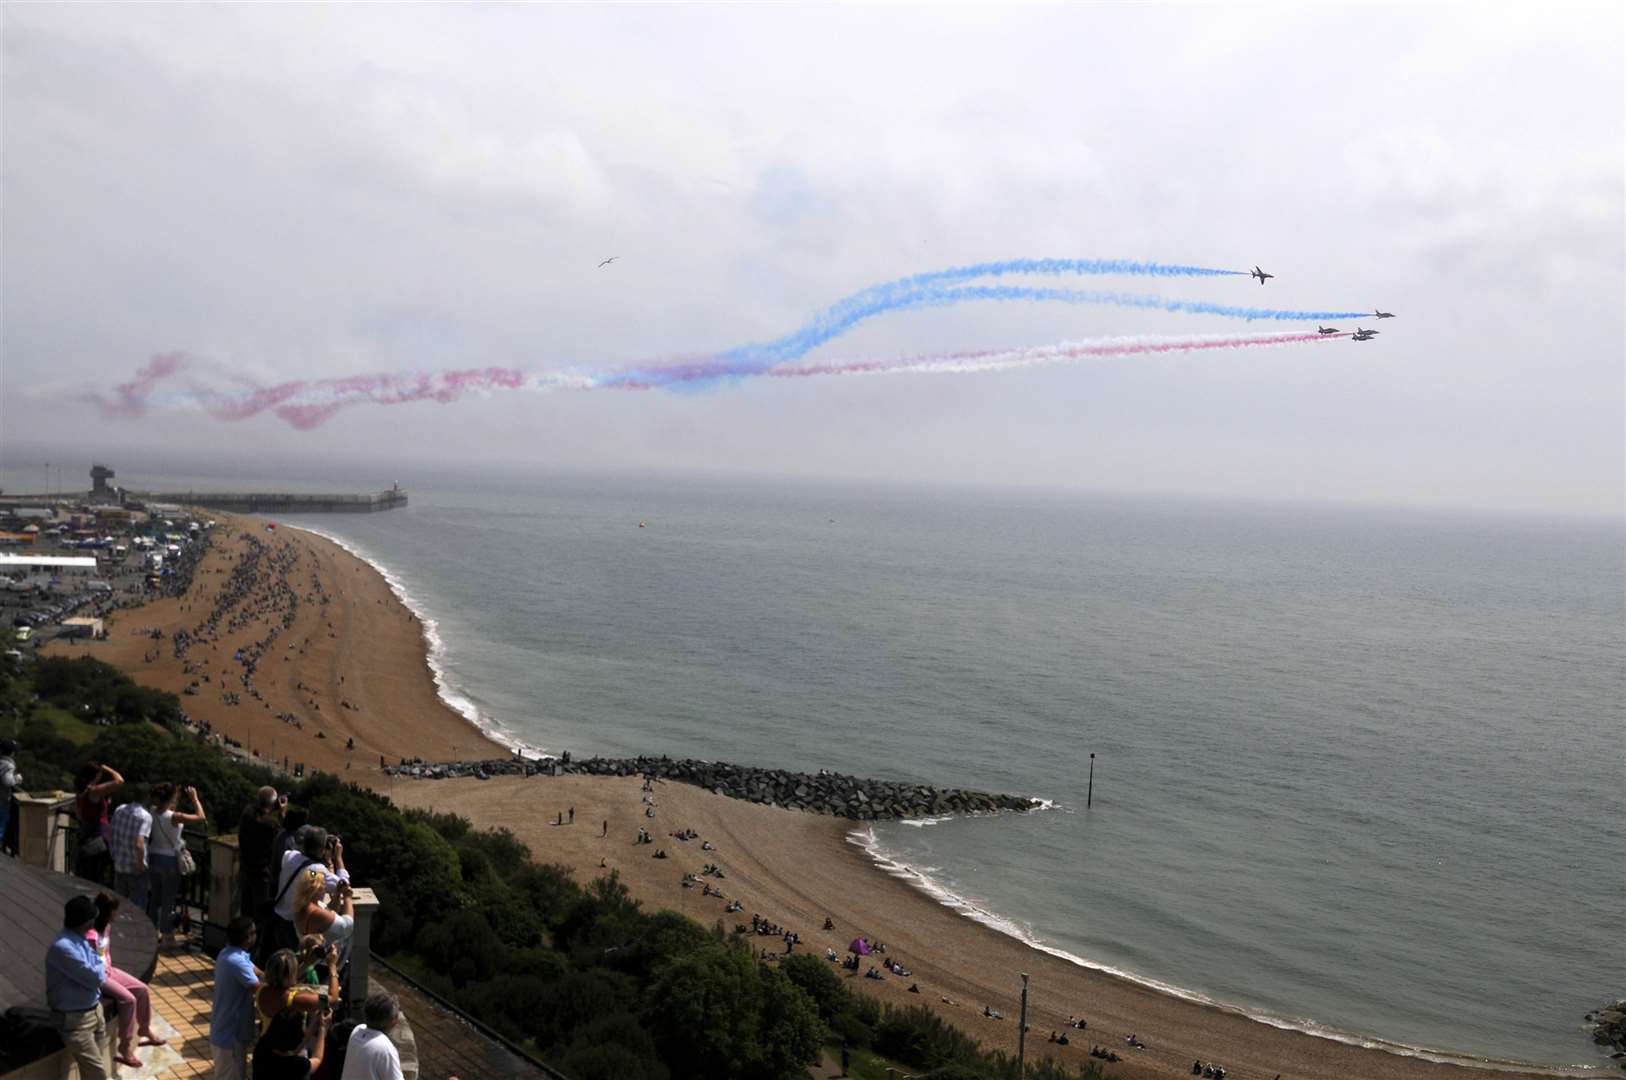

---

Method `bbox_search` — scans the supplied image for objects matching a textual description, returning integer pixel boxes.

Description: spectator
[108,784,153,910]
[293,871,355,966]
[270,805,309,866]
[339,992,404,1080]
[240,786,283,918]
[148,783,206,946]
[312,1018,360,1080]
[45,894,109,1080]
[256,948,329,1037]
[255,1007,330,1079]
[90,891,166,1068]
[212,916,262,1080]
[73,761,124,882]
[0,737,20,856]
[270,828,347,957]
[296,934,336,988]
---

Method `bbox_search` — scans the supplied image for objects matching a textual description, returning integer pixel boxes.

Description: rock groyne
[1588,1000,1626,1070]
[385,754,1041,821]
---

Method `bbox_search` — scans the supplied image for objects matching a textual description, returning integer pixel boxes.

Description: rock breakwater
[1589,1000,1626,1070]
[384,754,1041,821]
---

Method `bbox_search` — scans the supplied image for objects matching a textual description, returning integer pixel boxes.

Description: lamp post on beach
[1087,753,1094,809]
[1017,972,1029,1076]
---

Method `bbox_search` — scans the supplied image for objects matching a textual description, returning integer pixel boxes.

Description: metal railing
[54,808,214,930]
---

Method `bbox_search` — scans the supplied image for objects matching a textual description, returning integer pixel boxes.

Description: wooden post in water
[1017,971,1029,1075]
[1087,753,1095,809]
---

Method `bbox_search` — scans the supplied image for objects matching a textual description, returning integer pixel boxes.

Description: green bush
[550,1011,668,1080]
[780,952,847,1024]
[874,1005,985,1071]
[643,939,822,1080]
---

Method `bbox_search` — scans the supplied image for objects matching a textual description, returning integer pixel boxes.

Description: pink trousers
[100,965,152,1048]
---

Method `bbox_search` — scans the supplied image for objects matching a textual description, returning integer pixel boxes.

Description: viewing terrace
[0,792,558,1080]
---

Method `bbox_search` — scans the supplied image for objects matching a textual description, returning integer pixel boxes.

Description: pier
[136,486,409,513]
[0,465,409,514]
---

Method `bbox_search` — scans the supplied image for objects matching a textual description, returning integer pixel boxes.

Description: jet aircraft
[1251,266,1274,284]
[1374,309,1394,318]
[1351,329,1378,341]
[1317,326,1339,335]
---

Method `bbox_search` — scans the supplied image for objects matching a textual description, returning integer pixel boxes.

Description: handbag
[159,812,197,876]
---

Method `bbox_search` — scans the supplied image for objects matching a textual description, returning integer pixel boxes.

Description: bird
[598,256,619,269]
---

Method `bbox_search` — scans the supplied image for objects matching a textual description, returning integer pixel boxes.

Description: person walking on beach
[568,806,574,825]
[602,820,608,838]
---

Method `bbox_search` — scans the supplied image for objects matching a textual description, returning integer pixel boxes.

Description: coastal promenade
[46,511,1582,1080]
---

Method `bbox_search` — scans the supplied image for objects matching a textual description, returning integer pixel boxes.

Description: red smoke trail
[90,333,1346,430]
[90,351,191,417]
[769,332,1345,378]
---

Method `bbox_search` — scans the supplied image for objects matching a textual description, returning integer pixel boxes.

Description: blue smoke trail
[601,274,1373,388]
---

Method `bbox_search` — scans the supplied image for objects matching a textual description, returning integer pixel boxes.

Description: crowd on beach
[136,531,370,777]
[32,751,436,1080]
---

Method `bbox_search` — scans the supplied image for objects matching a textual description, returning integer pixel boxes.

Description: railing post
[207,834,241,952]
[14,793,74,872]
[349,887,380,1012]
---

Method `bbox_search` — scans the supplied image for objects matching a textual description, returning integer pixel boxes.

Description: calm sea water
[106,466,1624,1066]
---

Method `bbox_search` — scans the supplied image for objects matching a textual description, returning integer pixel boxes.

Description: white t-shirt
[149,809,184,856]
[340,1025,403,1080]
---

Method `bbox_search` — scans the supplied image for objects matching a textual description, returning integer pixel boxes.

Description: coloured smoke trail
[86,258,1378,429]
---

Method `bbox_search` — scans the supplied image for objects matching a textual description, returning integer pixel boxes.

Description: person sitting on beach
[908,982,920,994]
[822,916,834,931]
[1057,1032,1069,1046]
[1194,1062,1204,1076]
[1048,1031,1058,1043]
[701,840,714,851]
[825,947,838,962]
[653,849,667,859]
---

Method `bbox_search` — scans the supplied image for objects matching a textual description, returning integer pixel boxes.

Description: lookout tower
[90,464,115,496]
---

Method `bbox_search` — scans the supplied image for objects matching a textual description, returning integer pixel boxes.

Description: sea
[30,461,1626,1068]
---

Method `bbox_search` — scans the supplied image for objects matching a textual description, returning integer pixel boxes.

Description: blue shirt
[44,930,104,1012]
[210,945,260,1048]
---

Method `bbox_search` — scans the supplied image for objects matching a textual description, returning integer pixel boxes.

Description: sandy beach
[44,512,508,776]
[62,513,1569,1080]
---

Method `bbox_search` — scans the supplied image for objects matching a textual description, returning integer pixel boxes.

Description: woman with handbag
[147,782,206,946]
[73,760,123,882]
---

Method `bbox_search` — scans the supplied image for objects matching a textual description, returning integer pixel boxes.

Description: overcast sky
[2,3,1621,515]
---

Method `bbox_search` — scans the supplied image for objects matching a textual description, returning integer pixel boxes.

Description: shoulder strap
[275,856,317,905]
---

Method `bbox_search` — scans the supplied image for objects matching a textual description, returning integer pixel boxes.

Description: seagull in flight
[598,256,619,269]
